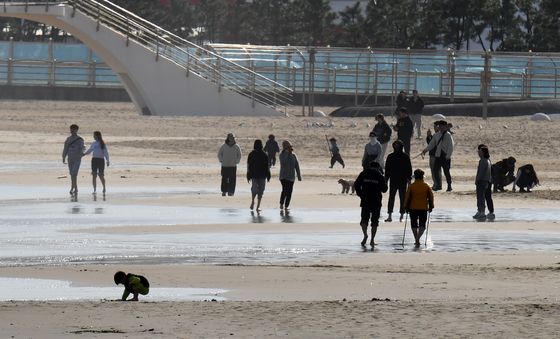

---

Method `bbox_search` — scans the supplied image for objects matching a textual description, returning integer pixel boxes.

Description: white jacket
[218,143,242,167]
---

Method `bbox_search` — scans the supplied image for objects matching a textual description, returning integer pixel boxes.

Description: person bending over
[114,271,150,301]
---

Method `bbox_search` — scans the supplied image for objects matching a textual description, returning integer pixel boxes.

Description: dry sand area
[1,100,560,338]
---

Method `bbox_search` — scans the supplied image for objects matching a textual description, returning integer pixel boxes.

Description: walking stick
[401,212,408,247]
[425,211,431,247]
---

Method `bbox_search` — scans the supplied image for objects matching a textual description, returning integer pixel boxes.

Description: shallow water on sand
[0,277,227,301]
[0,185,558,266]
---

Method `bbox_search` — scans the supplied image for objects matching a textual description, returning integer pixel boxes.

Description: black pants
[267,153,276,167]
[387,182,407,214]
[221,166,237,196]
[485,181,494,213]
[409,210,428,228]
[361,204,381,227]
[330,153,345,167]
[402,138,411,155]
[280,179,295,207]
[434,156,452,188]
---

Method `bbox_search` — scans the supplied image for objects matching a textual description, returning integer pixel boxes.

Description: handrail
[3,0,293,112]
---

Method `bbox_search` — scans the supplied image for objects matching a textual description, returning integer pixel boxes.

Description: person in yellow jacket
[114,271,150,301]
[404,169,434,246]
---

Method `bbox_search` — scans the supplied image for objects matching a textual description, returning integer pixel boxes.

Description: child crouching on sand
[114,271,150,301]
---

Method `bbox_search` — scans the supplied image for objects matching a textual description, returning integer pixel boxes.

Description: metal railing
[209,44,560,114]
[2,0,293,113]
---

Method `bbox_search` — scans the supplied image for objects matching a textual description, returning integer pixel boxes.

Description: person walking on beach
[393,107,414,155]
[408,90,424,139]
[422,121,454,191]
[473,145,494,220]
[62,124,85,196]
[218,133,242,196]
[404,169,434,247]
[329,137,345,168]
[362,131,382,170]
[247,139,271,212]
[384,140,412,222]
[279,140,302,211]
[395,90,409,117]
[114,271,150,301]
[371,113,392,168]
[354,161,388,247]
[264,134,280,168]
[83,131,110,194]
[426,122,442,190]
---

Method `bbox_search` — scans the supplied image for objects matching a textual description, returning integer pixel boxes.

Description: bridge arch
[0,1,291,116]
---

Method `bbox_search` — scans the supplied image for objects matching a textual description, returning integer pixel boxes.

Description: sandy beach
[1,100,560,338]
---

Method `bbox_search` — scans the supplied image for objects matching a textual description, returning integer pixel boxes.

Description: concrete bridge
[0,1,292,116]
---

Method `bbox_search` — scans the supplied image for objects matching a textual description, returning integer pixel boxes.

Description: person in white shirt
[83,131,110,194]
[62,124,85,196]
[218,133,242,196]
[422,121,454,191]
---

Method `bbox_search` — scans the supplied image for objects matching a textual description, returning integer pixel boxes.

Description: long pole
[325,135,332,157]
[401,212,408,247]
[425,211,431,247]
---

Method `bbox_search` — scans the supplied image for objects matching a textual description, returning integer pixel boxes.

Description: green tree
[333,2,367,47]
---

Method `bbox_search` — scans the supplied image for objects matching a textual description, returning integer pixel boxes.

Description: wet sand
[0,100,560,338]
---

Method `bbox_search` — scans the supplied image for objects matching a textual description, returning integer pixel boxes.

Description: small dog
[338,179,355,194]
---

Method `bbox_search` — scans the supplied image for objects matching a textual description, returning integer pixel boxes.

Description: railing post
[24,0,28,13]
[450,53,456,103]
[251,72,255,108]
[332,68,337,95]
[308,48,316,116]
[216,57,221,92]
[526,51,533,98]
[45,0,50,12]
[7,37,13,85]
[155,31,159,61]
[71,0,76,17]
[48,38,54,86]
[354,58,359,106]
[50,59,56,86]
[481,52,492,120]
[96,2,101,31]
[125,14,130,46]
[87,47,94,86]
[374,64,378,105]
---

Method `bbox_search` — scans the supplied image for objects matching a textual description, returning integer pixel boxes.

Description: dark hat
[329,137,336,142]
[414,169,425,179]
[369,131,376,137]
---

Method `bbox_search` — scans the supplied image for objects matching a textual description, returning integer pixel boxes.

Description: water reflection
[280,210,295,223]
[250,211,267,224]
[70,205,82,214]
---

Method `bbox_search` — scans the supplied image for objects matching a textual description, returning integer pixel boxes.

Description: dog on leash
[338,179,355,194]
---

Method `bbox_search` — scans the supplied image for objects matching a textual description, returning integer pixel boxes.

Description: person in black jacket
[384,140,412,222]
[247,139,271,212]
[408,89,424,139]
[372,113,392,168]
[354,161,388,247]
[395,90,409,117]
[393,107,414,155]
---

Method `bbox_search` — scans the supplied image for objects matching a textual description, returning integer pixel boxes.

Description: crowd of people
[62,93,540,248]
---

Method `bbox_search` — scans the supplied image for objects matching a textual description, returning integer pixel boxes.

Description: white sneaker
[486,213,495,220]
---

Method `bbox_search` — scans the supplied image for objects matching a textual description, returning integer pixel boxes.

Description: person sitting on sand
[354,161,388,247]
[114,271,150,301]
[404,169,434,247]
